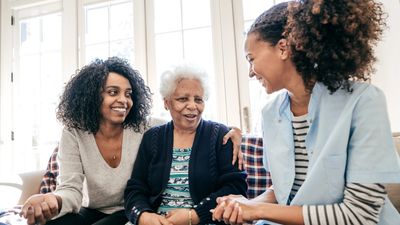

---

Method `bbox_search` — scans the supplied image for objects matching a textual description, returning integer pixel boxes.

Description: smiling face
[164,79,205,133]
[245,32,289,94]
[100,72,133,126]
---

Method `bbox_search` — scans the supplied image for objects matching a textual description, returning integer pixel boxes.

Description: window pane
[42,14,62,51]
[110,39,134,62]
[183,28,213,68]
[38,52,62,148]
[241,0,281,134]
[15,12,62,174]
[152,0,217,121]
[83,0,134,65]
[182,0,211,29]
[20,18,40,54]
[248,79,268,134]
[154,0,181,33]
[242,0,274,21]
[86,43,109,62]
[85,6,108,44]
[244,21,253,33]
[275,0,289,4]
[153,32,183,118]
[155,32,183,75]
[110,2,133,41]
[183,27,216,120]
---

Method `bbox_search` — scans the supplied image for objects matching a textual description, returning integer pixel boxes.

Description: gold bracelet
[188,209,192,225]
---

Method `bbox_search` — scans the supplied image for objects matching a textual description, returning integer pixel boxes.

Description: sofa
[1,134,400,211]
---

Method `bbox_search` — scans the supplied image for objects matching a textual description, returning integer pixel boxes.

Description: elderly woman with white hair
[124,63,247,225]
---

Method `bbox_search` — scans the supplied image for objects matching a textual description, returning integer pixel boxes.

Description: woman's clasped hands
[211,195,257,225]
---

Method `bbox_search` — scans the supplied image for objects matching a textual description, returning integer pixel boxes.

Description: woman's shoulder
[147,116,168,127]
[351,82,385,98]
[200,120,230,134]
[261,90,289,116]
[142,121,170,136]
[317,81,386,102]
[61,127,92,139]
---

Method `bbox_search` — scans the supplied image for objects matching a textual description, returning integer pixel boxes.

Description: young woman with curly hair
[19,57,158,225]
[18,57,242,225]
[212,1,400,225]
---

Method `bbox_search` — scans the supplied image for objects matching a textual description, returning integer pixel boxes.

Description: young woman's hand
[223,127,244,170]
[20,193,59,225]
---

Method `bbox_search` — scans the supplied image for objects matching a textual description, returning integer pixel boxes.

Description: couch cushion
[241,136,272,199]
[386,133,400,212]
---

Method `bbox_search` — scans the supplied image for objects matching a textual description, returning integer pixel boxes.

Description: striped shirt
[303,183,386,225]
[289,114,309,203]
[289,115,387,225]
[157,147,194,215]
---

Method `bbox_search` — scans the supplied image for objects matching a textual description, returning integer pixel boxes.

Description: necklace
[94,129,123,165]
[111,149,120,160]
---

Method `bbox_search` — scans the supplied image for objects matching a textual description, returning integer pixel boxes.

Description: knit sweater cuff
[128,205,154,225]
[193,197,215,223]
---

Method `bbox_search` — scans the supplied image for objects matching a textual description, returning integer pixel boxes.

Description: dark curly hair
[56,57,152,133]
[249,0,386,93]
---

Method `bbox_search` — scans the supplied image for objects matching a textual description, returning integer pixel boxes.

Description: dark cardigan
[124,119,247,224]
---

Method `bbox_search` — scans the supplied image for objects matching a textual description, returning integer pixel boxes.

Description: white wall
[373,0,400,132]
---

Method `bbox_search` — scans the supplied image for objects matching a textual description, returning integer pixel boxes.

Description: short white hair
[159,63,210,100]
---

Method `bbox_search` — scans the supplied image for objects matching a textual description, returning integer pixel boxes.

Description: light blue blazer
[260,82,400,224]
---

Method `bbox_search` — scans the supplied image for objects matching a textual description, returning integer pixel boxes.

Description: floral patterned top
[158,147,194,215]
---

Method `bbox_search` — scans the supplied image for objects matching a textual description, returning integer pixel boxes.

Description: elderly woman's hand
[139,212,173,225]
[166,208,199,225]
[20,193,59,225]
[223,127,244,170]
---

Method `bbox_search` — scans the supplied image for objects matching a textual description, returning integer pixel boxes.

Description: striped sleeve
[303,183,386,225]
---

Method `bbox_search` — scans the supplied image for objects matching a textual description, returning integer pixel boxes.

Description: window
[1,0,398,178]
[234,0,289,134]
[148,0,218,120]
[81,0,134,64]
[0,1,63,177]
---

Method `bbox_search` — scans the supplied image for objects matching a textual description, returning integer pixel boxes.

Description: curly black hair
[56,57,152,133]
[249,0,386,93]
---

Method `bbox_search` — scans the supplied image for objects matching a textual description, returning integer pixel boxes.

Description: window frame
[1,0,398,177]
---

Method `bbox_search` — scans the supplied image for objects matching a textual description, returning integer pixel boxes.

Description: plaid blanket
[39,146,58,194]
[241,136,272,199]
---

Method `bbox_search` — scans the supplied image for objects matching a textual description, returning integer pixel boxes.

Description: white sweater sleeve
[53,128,85,217]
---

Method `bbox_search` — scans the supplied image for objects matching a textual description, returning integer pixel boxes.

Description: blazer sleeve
[124,129,155,224]
[194,124,248,223]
